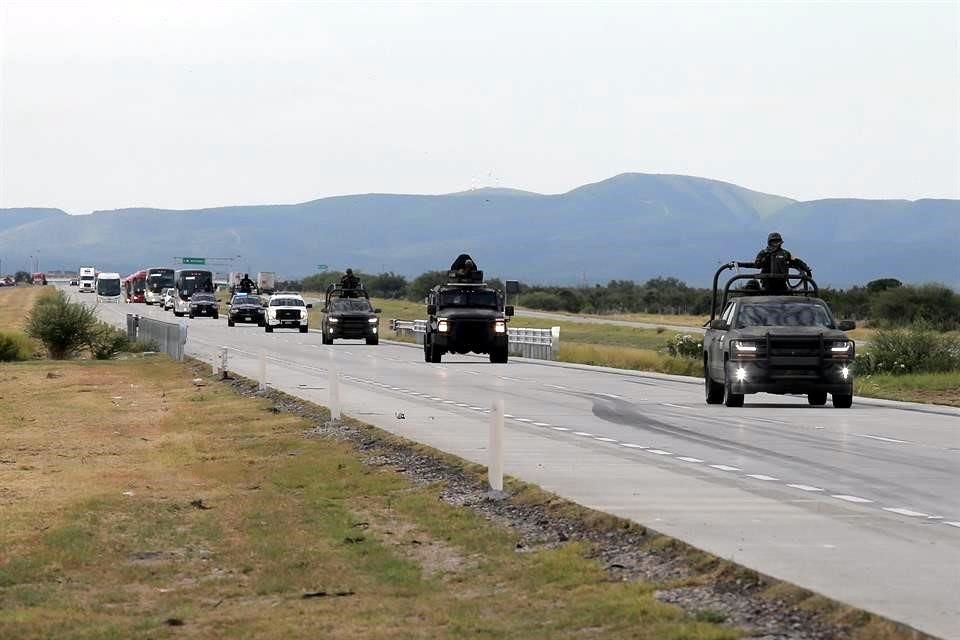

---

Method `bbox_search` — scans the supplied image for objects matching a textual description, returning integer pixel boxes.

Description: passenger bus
[95,272,122,303]
[172,269,214,317]
[123,270,147,303]
[144,267,175,305]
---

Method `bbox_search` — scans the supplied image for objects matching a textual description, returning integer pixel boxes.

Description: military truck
[321,286,381,345]
[703,260,856,408]
[423,255,513,363]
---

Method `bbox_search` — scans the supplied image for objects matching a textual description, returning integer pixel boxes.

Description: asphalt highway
[85,292,960,639]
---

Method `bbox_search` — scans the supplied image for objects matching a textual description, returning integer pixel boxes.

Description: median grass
[855,372,960,407]
[0,357,737,640]
[0,286,50,359]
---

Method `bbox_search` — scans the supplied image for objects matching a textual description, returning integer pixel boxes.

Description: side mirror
[426,304,437,316]
[505,305,515,317]
[306,303,313,309]
[709,319,728,330]
[374,308,382,314]
[838,320,856,331]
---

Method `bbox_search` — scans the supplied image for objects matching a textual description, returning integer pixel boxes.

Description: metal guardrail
[126,314,187,361]
[389,319,560,360]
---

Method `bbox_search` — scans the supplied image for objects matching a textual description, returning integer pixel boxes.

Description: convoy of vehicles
[264,292,312,333]
[703,260,856,408]
[95,272,122,302]
[423,256,513,363]
[321,286,381,345]
[79,266,95,293]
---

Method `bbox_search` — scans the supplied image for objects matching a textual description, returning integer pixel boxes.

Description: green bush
[665,333,703,359]
[0,331,33,362]
[25,290,98,359]
[519,291,567,312]
[856,325,960,375]
[87,323,132,360]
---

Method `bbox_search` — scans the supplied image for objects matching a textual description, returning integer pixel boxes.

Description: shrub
[87,323,132,360]
[0,331,33,362]
[25,290,98,359]
[666,333,703,359]
[856,325,960,375]
[519,291,567,312]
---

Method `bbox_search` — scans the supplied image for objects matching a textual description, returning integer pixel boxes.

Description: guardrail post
[488,398,504,492]
[258,349,267,392]
[551,326,560,361]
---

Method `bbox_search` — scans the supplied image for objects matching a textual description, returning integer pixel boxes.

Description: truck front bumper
[725,360,853,395]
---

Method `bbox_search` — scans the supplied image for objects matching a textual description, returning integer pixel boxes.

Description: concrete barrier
[390,319,560,360]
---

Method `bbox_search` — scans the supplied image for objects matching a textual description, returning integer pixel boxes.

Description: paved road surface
[85,292,960,639]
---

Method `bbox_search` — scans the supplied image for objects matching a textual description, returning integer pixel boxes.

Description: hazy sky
[2,0,958,213]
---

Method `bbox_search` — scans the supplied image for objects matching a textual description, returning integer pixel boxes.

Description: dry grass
[560,343,702,376]
[855,372,960,407]
[0,286,49,330]
[0,358,736,640]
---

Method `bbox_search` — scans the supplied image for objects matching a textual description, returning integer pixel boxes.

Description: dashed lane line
[832,495,874,504]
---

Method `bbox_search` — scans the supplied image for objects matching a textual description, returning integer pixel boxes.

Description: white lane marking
[598,392,623,399]
[573,431,594,437]
[533,422,551,427]
[832,494,874,504]
[544,384,568,390]
[676,456,703,463]
[746,474,779,481]
[464,371,480,376]
[648,449,673,456]
[883,507,930,518]
[620,443,647,449]
[442,400,455,404]
[709,464,742,472]
[787,484,824,492]
[469,406,484,411]
[944,521,960,528]
[455,403,470,407]
[503,414,515,418]
[927,515,944,520]
[499,376,523,382]
[343,351,353,356]
[514,418,532,423]
[662,402,692,410]
[551,427,570,432]
[856,434,910,444]
[594,437,618,443]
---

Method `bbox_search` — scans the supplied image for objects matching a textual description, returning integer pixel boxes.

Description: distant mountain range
[2,173,958,287]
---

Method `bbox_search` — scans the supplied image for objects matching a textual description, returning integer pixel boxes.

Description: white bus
[144,268,175,305]
[172,269,214,317]
[95,272,122,303]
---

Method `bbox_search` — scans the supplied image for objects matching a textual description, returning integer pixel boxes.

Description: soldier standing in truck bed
[754,232,812,292]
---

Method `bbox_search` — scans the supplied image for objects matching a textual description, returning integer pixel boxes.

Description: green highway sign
[317,264,328,271]
[182,257,206,265]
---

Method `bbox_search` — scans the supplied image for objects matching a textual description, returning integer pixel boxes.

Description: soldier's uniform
[754,233,811,293]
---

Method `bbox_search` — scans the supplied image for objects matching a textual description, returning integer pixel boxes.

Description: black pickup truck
[226,294,265,327]
[703,262,856,408]
[321,287,381,345]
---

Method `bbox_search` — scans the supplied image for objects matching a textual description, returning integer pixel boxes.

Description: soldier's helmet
[767,232,783,248]
[346,269,353,276]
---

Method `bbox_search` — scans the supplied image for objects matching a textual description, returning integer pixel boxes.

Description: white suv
[265,292,312,333]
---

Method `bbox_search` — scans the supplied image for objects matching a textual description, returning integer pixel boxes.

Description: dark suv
[321,288,381,345]
[424,274,513,364]
[703,262,855,408]
[226,294,265,327]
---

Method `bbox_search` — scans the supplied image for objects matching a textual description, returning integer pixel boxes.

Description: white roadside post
[219,347,228,379]
[329,350,341,422]
[258,349,267,392]
[488,398,504,492]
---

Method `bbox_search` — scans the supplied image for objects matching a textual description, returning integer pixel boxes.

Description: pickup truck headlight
[830,341,854,356]
[732,340,758,354]
[494,320,506,333]
[368,317,378,324]
[438,320,449,332]
[328,317,339,323]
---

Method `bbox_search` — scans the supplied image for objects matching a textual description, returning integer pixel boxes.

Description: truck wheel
[228,319,234,327]
[808,391,827,406]
[265,325,273,333]
[832,393,853,409]
[705,361,724,405]
[489,347,508,363]
[213,313,219,320]
[366,336,379,345]
[189,312,195,319]
[724,382,744,407]
[423,340,431,362]
[299,325,308,333]
[429,343,443,363]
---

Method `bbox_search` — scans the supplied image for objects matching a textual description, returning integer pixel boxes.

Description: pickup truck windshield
[232,296,261,306]
[736,303,833,329]
[329,299,371,312]
[271,298,304,307]
[439,290,499,308]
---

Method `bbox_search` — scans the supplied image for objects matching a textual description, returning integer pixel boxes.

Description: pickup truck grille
[450,320,492,344]
[767,336,822,377]
[276,309,301,320]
